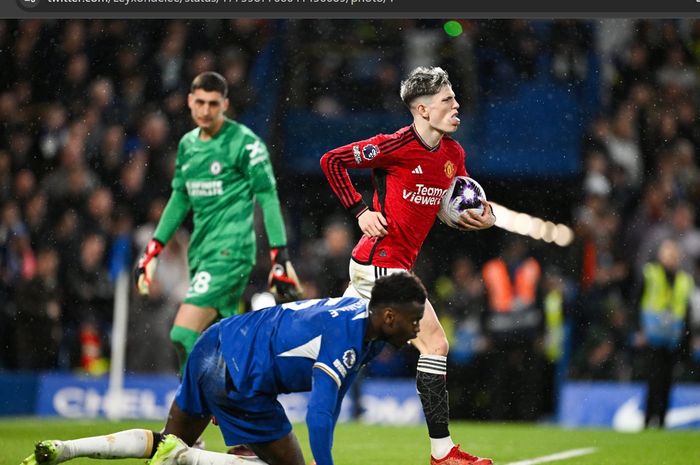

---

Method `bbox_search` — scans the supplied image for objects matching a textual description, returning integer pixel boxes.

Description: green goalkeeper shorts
[183,258,253,317]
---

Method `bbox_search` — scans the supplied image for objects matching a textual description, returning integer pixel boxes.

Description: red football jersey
[320,125,468,269]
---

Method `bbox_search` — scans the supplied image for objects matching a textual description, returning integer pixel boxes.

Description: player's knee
[169,325,201,359]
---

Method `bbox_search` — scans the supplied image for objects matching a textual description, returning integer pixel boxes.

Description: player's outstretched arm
[456,199,496,231]
[306,368,341,465]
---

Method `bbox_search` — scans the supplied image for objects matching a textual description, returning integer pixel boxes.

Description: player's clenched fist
[268,247,303,301]
[134,239,163,295]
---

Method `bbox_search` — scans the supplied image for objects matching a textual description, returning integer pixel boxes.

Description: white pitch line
[503,447,598,465]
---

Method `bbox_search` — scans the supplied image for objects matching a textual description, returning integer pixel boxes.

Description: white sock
[178,448,268,465]
[430,436,455,460]
[60,429,154,461]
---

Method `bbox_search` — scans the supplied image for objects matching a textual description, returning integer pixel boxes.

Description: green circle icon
[443,20,463,37]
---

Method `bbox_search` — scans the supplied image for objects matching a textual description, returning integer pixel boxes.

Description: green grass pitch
[1,418,698,465]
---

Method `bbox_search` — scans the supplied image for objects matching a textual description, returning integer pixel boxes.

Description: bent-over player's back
[218,297,384,396]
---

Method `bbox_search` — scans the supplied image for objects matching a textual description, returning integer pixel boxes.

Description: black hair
[369,272,427,310]
[191,71,228,97]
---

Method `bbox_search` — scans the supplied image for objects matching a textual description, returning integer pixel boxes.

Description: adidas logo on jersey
[412,165,423,174]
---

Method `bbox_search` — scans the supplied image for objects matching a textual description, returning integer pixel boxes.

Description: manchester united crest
[444,160,456,178]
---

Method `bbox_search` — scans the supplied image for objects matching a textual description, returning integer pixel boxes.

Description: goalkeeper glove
[134,238,163,295]
[268,247,303,301]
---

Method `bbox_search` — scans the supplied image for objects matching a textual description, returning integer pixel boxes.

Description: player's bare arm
[456,200,496,230]
[358,210,388,238]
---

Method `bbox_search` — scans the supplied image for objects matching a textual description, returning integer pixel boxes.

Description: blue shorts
[174,323,292,446]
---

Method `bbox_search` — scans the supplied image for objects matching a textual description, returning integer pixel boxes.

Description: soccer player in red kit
[320,67,495,465]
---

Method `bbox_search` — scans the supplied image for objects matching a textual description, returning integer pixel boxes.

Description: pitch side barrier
[1,373,700,430]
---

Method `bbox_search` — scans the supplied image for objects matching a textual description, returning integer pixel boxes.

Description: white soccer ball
[437,176,487,230]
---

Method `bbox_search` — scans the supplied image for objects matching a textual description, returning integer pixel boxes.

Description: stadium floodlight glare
[554,224,575,247]
[542,221,557,243]
[490,202,574,247]
[513,213,531,236]
[529,217,544,240]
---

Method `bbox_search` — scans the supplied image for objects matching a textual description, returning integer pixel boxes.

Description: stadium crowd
[1,19,699,421]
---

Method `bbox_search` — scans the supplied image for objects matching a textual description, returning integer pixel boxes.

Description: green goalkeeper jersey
[153,118,287,265]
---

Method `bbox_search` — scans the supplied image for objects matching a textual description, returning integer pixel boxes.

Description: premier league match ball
[437,176,487,230]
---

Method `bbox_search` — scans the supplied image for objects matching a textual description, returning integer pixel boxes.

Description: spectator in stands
[83,187,114,238]
[0,200,36,368]
[635,201,700,279]
[605,103,643,190]
[0,151,12,203]
[88,77,121,127]
[119,74,148,129]
[23,192,49,245]
[219,48,255,119]
[14,169,38,211]
[95,124,127,185]
[63,232,113,374]
[42,137,99,215]
[499,20,540,80]
[314,220,353,298]
[676,99,700,149]
[113,154,150,225]
[58,54,91,114]
[670,139,700,203]
[15,247,62,370]
[138,112,173,198]
[612,41,653,106]
[646,109,681,164]
[0,200,36,288]
[147,21,188,100]
[655,43,697,91]
[549,20,591,82]
[624,181,671,267]
[38,103,69,167]
[7,130,33,173]
[49,208,82,279]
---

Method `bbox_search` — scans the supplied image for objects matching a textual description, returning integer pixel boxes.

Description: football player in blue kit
[22,272,427,465]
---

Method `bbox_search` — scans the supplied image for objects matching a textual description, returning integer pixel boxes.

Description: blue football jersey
[218,297,385,398]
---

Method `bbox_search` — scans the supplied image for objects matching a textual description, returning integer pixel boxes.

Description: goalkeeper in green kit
[135,71,302,372]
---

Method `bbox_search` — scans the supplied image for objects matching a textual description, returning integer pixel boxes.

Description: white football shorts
[343,259,409,299]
